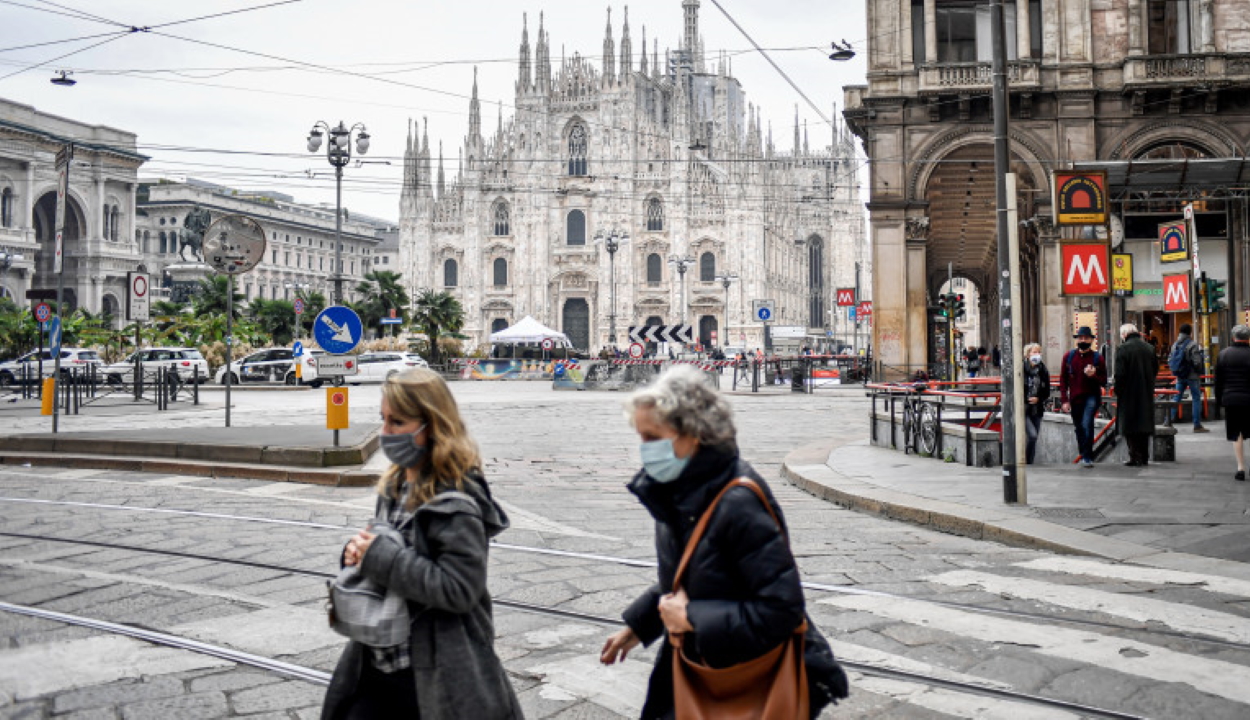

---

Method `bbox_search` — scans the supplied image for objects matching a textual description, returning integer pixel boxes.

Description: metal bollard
[193,365,200,405]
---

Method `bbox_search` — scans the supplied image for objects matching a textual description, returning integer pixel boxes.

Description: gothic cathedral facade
[399,0,866,353]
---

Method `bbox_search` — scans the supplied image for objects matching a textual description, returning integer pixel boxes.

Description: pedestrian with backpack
[1059,326,1108,468]
[1168,323,1209,433]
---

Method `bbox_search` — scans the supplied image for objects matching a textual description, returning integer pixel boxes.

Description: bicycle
[899,388,940,456]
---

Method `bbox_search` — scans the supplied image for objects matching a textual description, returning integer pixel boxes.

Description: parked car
[347,351,428,384]
[102,347,209,385]
[0,348,101,386]
[214,347,325,388]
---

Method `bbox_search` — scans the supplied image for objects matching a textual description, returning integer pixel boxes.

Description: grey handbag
[327,523,411,647]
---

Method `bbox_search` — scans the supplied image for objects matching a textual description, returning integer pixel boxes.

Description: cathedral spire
[793,105,800,155]
[639,25,647,75]
[437,141,445,197]
[619,7,631,78]
[518,12,531,95]
[652,39,659,80]
[535,12,551,93]
[468,67,482,147]
[682,0,702,72]
[602,7,615,86]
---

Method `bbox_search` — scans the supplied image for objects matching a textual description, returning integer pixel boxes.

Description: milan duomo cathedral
[398,0,867,352]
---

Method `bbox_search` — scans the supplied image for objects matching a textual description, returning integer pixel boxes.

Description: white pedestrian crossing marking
[927,569,1250,644]
[821,595,1250,705]
[853,676,1081,719]
[1013,557,1250,599]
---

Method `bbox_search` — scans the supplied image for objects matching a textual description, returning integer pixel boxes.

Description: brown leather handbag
[669,478,810,720]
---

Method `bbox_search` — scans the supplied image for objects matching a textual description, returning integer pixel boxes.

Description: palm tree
[295,289,327,337]
[0,299,37,358]
[192,274,245,320]
[249,298,297,346]
[355,271,410,331]
[411,289,465,365]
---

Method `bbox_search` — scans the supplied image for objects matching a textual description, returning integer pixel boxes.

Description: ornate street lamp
[306,121,371,305]
[594,227,629,346]
[0,251,23,300]
[715,273,738,349]
[668,254,696,329]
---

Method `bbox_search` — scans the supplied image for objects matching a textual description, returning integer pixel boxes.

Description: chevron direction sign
[628,324,694,344]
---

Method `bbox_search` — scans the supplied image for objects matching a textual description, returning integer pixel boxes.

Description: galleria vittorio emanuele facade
[398,0,867,352]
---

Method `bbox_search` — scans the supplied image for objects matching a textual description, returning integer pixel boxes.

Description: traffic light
[1198,275,1210,314]
[954,293,967,320]
[937,294,949,317]
[1209,278,1227,312]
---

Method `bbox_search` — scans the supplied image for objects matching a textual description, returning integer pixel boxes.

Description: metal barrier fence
[867,382,1003,465]
[6,363,203,415]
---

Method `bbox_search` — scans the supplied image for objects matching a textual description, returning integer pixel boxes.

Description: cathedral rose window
[493,201,511,236]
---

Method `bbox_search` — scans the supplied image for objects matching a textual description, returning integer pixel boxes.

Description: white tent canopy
[489,316,571,346]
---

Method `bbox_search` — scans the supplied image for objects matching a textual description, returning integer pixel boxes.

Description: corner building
[399,1,866,352]
[846,0,1250,376]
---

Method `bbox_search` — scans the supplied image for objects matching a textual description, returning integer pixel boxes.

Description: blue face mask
[381,424,427,468]
[640,438,691,483]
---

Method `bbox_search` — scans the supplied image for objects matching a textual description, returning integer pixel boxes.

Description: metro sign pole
[51,143,73,433]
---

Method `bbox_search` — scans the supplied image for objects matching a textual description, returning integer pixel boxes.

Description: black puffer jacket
[1216,342,1250,407]
[623,444,847,719]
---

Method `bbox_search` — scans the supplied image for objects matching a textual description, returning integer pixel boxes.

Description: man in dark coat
[1114,323,1159,467]
[1215,324,1250,481]
[1060,326,1108,467]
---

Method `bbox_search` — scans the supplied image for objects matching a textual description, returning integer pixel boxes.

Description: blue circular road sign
[313,306,363,355]
[757,307,772,321]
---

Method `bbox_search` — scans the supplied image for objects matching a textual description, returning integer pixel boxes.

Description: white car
[347,351,428,384]
[0,347,101,386]
[102,347,209,385]
[215,347,325,388]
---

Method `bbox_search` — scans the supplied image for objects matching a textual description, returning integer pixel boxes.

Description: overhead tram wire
[0,31,132,82]
[0,30,137,54]
[32,0,128,26]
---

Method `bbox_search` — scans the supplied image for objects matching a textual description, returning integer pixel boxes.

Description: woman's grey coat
[321,476,522,720]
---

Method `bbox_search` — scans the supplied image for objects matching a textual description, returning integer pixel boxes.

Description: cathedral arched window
[168,231,178,253]
[159,232,168,254]
[0,187,13,228]
[699,251,716,281]
[568,123,588,176]
[444,258,459,287]
[492,201,510,236]
[646,197,664,232]
[143,230,150,254]
[493,258,508,287]
[646,253,663,283]
[566,210,586,246]
[110,206,120,241]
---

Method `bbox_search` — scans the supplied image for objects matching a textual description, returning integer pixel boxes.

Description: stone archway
[562,298,590,350]
[31,190,86,310]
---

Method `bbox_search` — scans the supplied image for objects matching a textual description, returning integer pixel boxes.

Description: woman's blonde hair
[1024,343,1042,356]
[377,368,481,509]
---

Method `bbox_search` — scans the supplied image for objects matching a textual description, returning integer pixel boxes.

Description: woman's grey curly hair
[626,365,736,447]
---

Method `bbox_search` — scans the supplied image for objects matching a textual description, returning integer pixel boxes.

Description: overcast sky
[0,0,868,223]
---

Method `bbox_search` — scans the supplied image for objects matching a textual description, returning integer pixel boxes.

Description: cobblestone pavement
[1,383,1249,718]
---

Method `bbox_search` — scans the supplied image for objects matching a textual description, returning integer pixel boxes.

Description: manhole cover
[1034,507,1106,519]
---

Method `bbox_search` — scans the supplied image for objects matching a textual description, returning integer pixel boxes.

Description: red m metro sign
[1060,244,1110,296]
[836,288,856,307]
[1163,272,1192,312]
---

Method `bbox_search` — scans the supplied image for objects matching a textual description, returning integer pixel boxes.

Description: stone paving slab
[783,434,1250,580]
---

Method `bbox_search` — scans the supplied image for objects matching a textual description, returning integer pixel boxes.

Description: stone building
[399,0,867,352]
[136,180,388,305]
[846,0,1250,375]
[0,97,146,318]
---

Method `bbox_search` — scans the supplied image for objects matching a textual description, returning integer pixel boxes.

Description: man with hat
[1060,326,1108,468]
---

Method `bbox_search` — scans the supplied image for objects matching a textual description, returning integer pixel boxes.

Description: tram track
[0,546,1148,720]
[3,496,1249,654]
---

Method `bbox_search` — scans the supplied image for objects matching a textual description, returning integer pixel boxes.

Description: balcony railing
[1123,53,1250,87]
[918,61,1040,94]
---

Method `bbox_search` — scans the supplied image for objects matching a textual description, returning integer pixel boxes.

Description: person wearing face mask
[1022,343,1051,464]
[322,368,521,720]
[1059,326,1109,468]
[600,366,847,718]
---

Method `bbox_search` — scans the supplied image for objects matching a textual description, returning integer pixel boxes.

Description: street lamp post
[594,227,629,348]
[668,254,695,329]
[0,251,23,300]
[306,121,371,305]
[714,273,738,350]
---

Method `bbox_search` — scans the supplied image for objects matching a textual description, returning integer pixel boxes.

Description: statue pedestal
[165,263,213,305]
